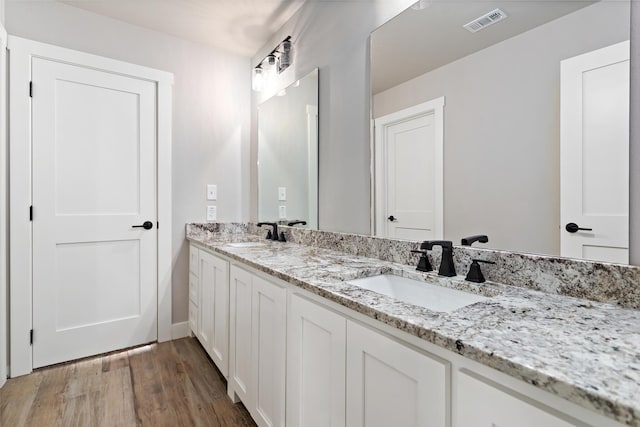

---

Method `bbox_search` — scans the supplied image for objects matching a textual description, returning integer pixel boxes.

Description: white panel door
[346,320,448,427]
[561,41,629,263]
[229,266,254,405]
[374,98,444,240]
[287,293,346,427]
[32,58,157,368]
[455,370,576,427]
[252,275,287,427]
[197,250,229,377]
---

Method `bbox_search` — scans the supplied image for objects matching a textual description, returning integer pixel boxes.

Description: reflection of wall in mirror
[373,2,629,256]
[258,74,317,226]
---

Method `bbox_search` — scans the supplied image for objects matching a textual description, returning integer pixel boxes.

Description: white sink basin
[347,274,488,313]
[227,242,266,248]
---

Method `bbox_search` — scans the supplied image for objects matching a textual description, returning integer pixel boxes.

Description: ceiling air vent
[463,8,508,33]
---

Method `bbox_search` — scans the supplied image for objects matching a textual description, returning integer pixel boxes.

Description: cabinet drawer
[456,370,577,427]
[189,245,199,275]
[189,273,198,304]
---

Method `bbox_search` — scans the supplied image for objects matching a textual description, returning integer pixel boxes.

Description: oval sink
[227,242,266,248]
[347,274,488,313]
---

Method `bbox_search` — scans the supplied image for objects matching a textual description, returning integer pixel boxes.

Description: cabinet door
[229,266,254,406]
[456,371,576,427]
[211,254,229,377]
[252,275,287,427]
[287,294,346,427]
[346,320,448,427]
[198,250,229,376]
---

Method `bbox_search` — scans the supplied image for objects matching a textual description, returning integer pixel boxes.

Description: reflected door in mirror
[374,97,444,240]
[560,41,629,264]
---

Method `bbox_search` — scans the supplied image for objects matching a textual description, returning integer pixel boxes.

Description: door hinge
[30,329,33,345]
[157,221,159,229]
[29,81,33,98]
[29,205,33,221]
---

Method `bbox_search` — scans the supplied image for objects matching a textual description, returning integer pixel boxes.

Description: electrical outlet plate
[279,205,287,219]
[207,206,217,221]
[207,184,217,201]
[278,187,286,201]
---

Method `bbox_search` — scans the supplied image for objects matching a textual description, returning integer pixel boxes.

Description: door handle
[565,222,592,233]
[132,221,154,230]
[387,215,397,222]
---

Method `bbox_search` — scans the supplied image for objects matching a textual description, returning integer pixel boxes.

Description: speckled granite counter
[186,224,640,426]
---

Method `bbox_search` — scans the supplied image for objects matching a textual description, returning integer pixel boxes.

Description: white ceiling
[371,0,596,94]
[58,0,308,57]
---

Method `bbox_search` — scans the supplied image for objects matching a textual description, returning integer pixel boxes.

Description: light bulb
[252,68,263,92]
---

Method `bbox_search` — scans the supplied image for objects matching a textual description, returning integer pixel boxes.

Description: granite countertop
[187,228,640,426]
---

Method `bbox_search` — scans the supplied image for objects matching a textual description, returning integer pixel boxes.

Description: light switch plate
[279,205,287,219]
[207,184,217,201]
[207,206,217,221]
[278,187,287,201]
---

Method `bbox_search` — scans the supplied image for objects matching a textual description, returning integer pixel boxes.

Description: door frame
[372,97,445,238]
[8,36,174,377]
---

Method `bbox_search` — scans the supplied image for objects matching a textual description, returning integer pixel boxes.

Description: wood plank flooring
[0,338,256,427]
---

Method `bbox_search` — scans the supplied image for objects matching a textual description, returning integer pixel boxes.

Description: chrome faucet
[421,241,456,277]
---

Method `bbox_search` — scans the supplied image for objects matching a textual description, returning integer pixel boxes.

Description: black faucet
[257,222,280,241]
[461,235,488,246]
[287,220,307,227]
[421,241,456,277]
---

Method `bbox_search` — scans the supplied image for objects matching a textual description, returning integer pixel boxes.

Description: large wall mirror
[371,0,631,264]
[258,68,319,229]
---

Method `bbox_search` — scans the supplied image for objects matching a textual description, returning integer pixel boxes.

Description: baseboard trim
[171,321,190,340]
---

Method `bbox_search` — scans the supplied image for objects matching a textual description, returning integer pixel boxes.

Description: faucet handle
[461,235,489,246]
[411,250,433,272]
[465,259,496,283]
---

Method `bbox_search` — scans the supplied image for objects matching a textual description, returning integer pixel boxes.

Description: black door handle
[565,222,592,233]
[132,221,154,230]
[388,215,397,222]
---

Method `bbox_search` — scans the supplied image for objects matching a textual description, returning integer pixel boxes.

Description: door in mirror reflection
[560,41,629,264]
[258,69,318,229]
[374,97,444,240]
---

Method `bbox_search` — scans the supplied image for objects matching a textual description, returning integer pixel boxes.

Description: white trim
[8,36,173,377]
[0,23,8,388]
[372,97,445,239]
[171,322,191,340]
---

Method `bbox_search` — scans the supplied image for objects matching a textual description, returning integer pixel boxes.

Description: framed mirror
[371,0,631,264]
[258,68,319,229]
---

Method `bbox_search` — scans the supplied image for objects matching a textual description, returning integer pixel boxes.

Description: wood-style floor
[0,337,256,427]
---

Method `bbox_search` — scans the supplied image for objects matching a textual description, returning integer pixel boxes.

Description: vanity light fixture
[252,35,293,91]
[252,66,264,92]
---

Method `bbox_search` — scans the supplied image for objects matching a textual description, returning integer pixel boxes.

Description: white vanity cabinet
[189,243,230,378]
[229,265,287,427]
[286,293,347,427]
[346,320,449,427]
[197,249,230,377]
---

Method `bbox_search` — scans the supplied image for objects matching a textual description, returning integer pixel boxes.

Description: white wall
[373,2,628,255]
[5,1,251,324]
[250,0,415,234]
